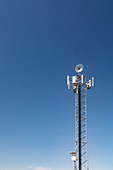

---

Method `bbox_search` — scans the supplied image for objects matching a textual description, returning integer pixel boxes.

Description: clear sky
[0,0,113,170]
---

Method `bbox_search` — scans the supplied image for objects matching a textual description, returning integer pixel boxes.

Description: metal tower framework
[67,64,94,170]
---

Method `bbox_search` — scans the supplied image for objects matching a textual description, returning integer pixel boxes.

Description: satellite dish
[75,64,83,73]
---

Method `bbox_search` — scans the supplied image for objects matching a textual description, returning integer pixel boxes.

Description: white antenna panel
[92,77,94,86]
[67,75,70,85]
[67,75,71,90]
[72,76,77,83]
[81,75,83,84]
[68,84,70,90]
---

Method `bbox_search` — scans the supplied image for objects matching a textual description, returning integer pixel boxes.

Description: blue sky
[0,0,113,170]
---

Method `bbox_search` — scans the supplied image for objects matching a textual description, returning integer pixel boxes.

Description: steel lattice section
[75,86,89,170]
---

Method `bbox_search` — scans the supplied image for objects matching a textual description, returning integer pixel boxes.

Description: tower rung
[81,124,86,128]
[81,129,86,134]
[81,136,87,140]
[82,159,87,165]
[81,142,87,148]
[81,152,87,156]
[81,117,86,121]
[82,112,86,116]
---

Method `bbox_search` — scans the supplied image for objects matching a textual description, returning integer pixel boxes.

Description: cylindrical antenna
[81,74,83,84]
[92,77,94,86]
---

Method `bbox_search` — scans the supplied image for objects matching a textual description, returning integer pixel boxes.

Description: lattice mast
[67,64,94,170]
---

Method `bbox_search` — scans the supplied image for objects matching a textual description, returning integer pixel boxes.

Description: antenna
[67,75,70,89]
[92,77,94,86]
[75,64,83,73]
[67,64,94,170]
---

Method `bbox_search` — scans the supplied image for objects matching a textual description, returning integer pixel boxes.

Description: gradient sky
[0,0,113,170]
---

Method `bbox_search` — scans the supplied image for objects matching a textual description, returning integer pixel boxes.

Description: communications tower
[67,64,94,170]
